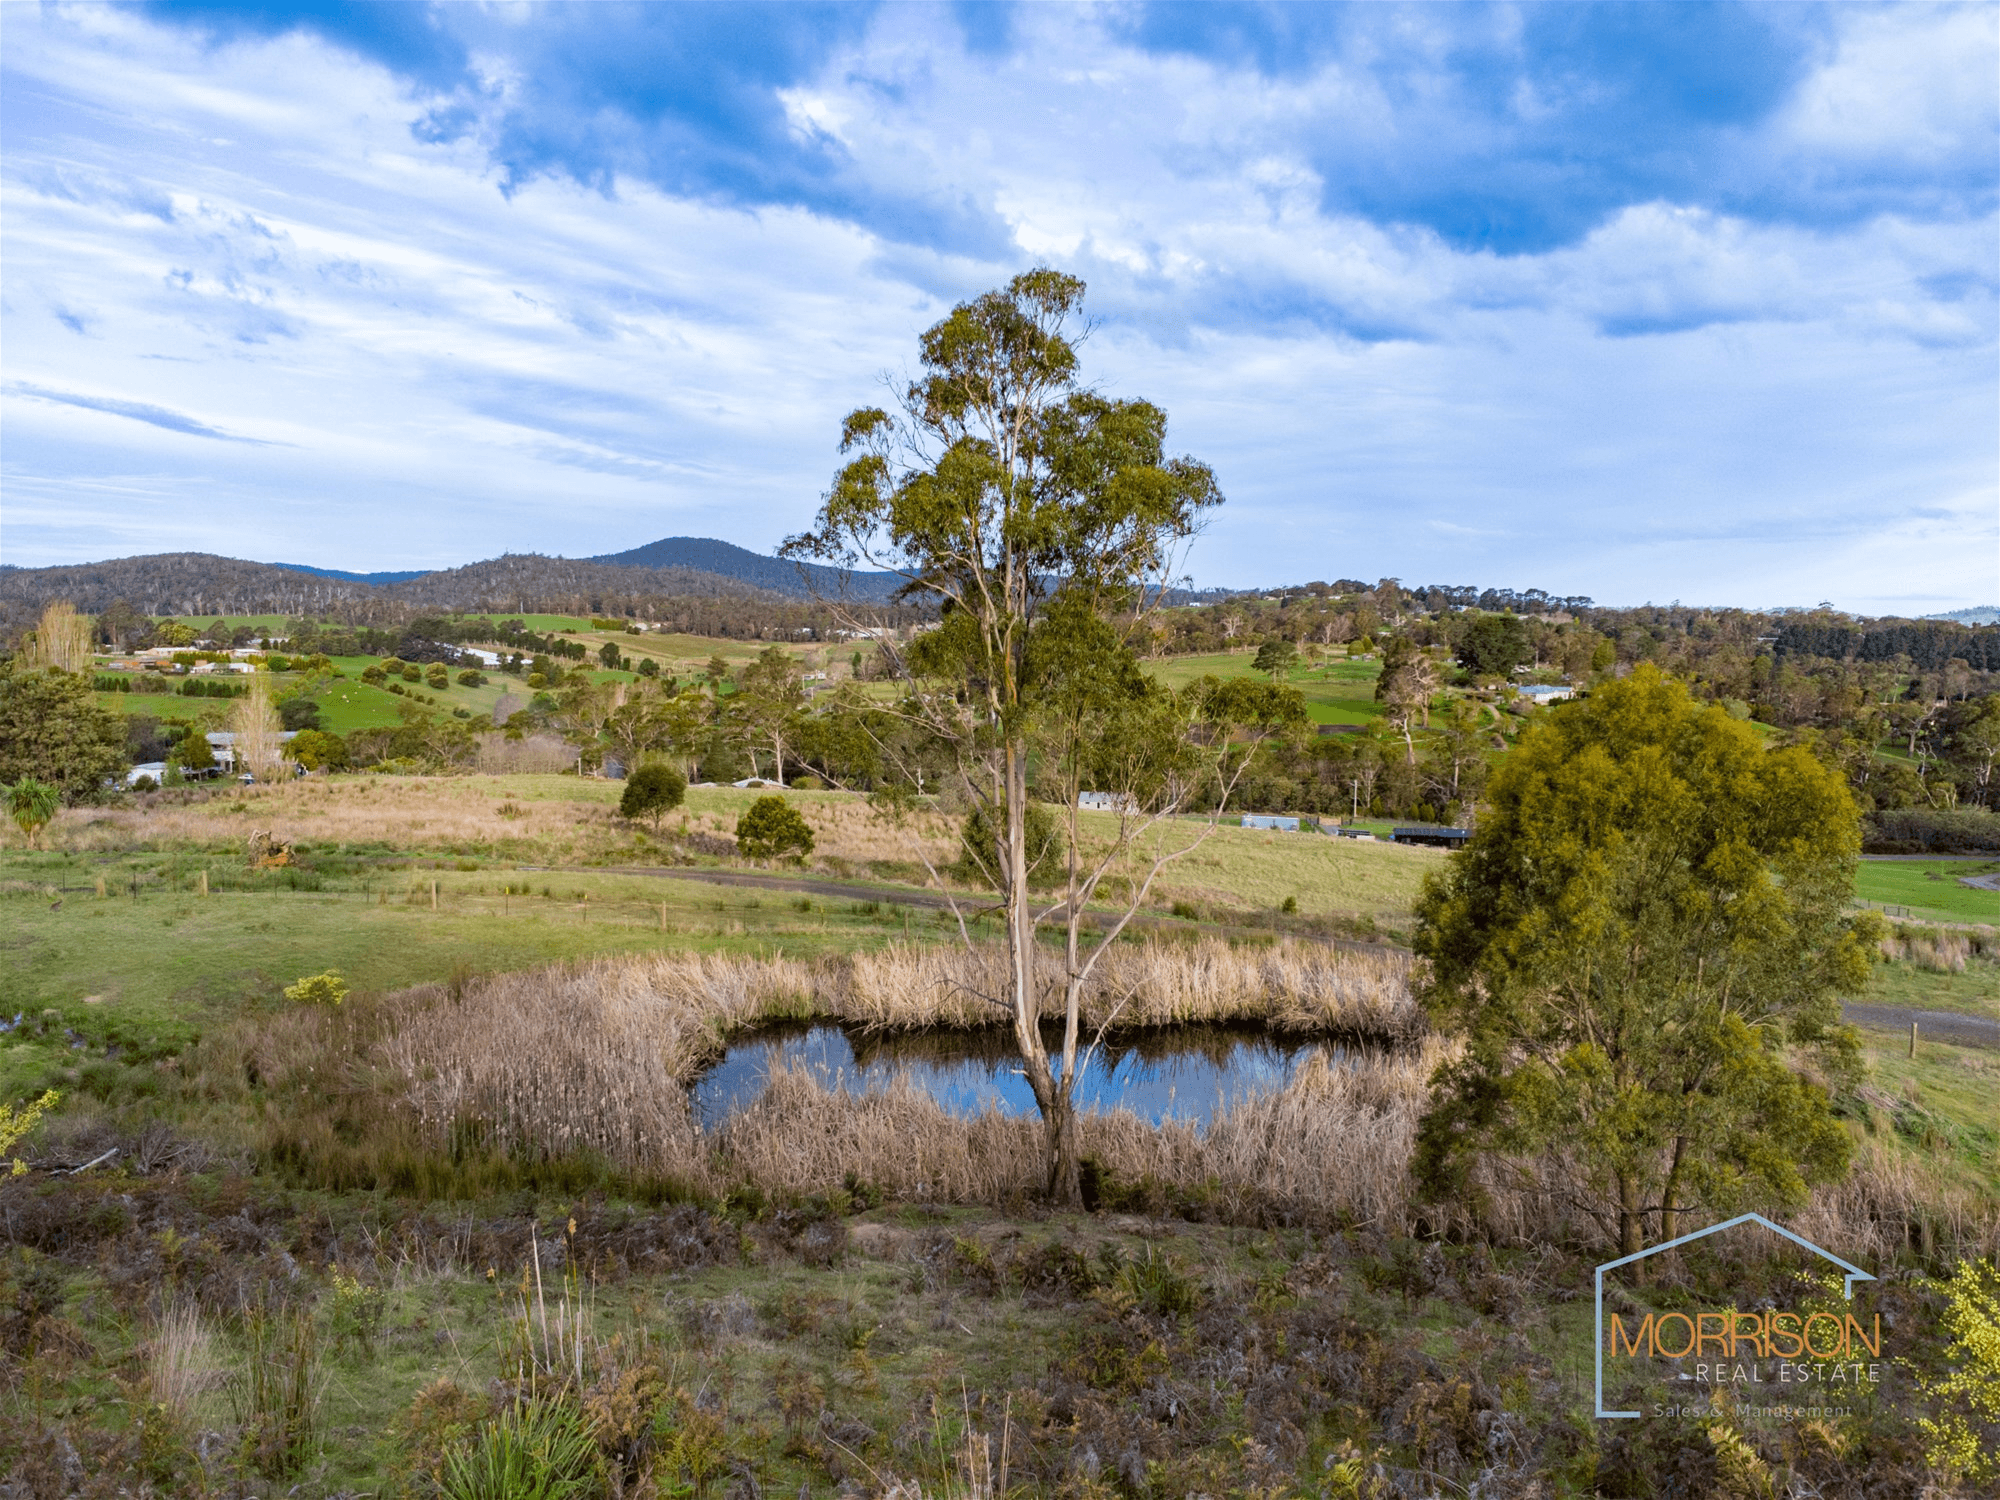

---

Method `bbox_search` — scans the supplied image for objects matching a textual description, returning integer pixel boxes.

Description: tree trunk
[1618,1171,1645,1266]
[1660,1137,1686,1245]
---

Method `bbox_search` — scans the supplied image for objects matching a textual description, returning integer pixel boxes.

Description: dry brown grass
[30,773,960,869]
[144,1299,222,1424]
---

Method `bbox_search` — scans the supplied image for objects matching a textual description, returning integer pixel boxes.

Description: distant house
[1242,814,1317,832]
[1515,684,1573,706]
[1078,791,1136,813]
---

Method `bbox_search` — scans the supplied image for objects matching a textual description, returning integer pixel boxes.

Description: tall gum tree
[1412,666,1879,1257]
[786,269,1302,1202]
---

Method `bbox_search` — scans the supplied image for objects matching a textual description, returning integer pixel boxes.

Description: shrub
[283,971,348,1007]
[619,764,687,830]
[456,669,483,687]
[5,778,61,847]
[290,729,348,771]
[1916,1257,2000,1481]
[736,796,814,859]
[636,658,659,679]
[130,774,158,792]
[0,1088,59,1173]
[527,674,548,690]
[361,666,386,685]
[440,1397,599,1500]
[426,666,449,689]
[403,665,423,683]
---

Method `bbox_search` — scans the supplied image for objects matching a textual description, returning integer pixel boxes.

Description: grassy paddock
[1855,858,2000,922]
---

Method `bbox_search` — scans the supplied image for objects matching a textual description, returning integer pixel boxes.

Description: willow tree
[786,269,1301,1201]
[1412,666,1876,1257]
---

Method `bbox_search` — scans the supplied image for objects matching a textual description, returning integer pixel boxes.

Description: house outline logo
[1593,1212,1876,1419]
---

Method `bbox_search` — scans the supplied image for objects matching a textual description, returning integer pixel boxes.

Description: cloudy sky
[2,2,1994,610]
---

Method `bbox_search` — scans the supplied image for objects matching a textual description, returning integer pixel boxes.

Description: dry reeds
[145,1299,221,1424]
[715,1041,1447,1226]
[259,937,1419,1203]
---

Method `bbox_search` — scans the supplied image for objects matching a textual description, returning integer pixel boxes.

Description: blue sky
[2,1,1994,610]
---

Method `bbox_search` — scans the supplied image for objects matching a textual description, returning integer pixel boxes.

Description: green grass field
[1145,649,1388,726]
[1854,859,2000,923]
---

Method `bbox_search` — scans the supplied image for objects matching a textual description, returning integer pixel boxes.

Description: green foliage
[0,665,127,804]
[440,1397,601,1500]
[278,696,322,732]
[954,798,1062,888]
[233,1305,322,1478]
[619,763,687,829]
[1914,1257,2000,1481]
[1455,613,1532,677]
[0,1089,59,1173]
[735,795,814,860]
[457,668,484,687]
[289,729,348,771]
[598,642,623,670]
[283,971,349,1007]
[5,778,61,846]
[1413,666,1875,1255]
[1252,639,1297,681]
[171,726,217,772]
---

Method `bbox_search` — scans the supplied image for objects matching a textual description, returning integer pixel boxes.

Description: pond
[691,1022,1358,1131]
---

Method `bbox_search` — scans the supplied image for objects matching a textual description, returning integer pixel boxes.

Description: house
[1078,791,1136,813]
[1515,684,1573,706]
[1242,814,1308,832]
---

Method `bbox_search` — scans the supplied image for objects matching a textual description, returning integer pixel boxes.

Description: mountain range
[0,536,907,619]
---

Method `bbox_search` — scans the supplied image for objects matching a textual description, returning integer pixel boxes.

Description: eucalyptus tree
[785,269,1303,1201]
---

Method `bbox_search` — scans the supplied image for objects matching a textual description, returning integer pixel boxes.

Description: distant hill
[0,553,379,617]
[1925,606,2000,626]
[590,536,905,601]
[272,563,428,585]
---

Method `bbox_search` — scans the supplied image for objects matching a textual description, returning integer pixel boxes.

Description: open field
[1146,649,1387,726]
[1856,857,2000,922]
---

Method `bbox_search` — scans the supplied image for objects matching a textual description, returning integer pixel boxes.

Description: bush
[456,669,483,688]
[619,763,687,829]
[283,971,348,1007]
[291,730,347,770]
[736,796,814,859]
[439,1397,599,1500]
[402,665,422,683]
[426,666,449,689]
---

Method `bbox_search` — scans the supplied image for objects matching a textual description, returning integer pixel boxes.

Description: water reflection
[691,1023,1341,1132]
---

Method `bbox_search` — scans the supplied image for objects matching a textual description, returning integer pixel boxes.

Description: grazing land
[1855,857,2000,923]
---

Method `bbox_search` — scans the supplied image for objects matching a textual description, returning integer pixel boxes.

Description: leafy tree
[735,795,813,859]
[278,696,323,732]
[954,799,1061,888]
[289,729,348,771]
[21,601,94,673]
[704,655,730,691]
[635,657,660,679]
[785,268,1302,1201]
[1252,639,1297,682]
[5,778,60,848]
[0,666,128,804]
[172,727,217,773]
[599,641,623,670]
[731,646,806,784]
[619,762,687,829]
[1412,666,1875,1257]
[1456,612,1532,677]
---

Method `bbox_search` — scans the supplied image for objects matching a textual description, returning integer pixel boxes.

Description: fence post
[1909,1021,1917,1059]
[431,879,438,911]
[198,869,208,897]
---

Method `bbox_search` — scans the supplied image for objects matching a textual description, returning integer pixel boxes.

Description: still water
[691,1023,1340,1132]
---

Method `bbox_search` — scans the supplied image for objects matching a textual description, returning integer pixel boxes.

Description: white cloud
[0,3,1992,612]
